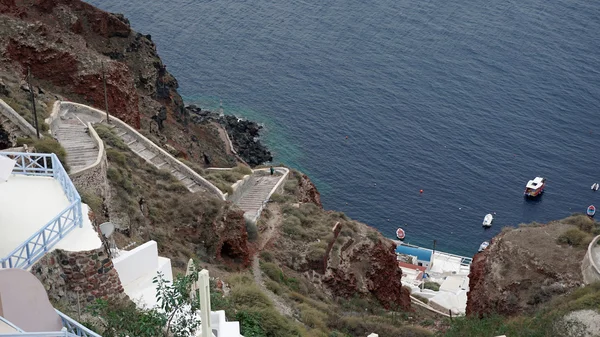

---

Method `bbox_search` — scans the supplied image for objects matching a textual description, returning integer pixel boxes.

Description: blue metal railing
[0,310,101,337]
[0,152,83,269]
[57,310,101,337]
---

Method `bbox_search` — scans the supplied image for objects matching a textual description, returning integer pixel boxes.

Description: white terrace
[0,152,100,269]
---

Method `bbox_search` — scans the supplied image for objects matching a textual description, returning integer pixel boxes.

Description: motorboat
[396,227,405,240]
[482,214,493,227]
[524,177,546,198]
[478,241,489,252]
[587,205,596,217]
[592,183,599,191]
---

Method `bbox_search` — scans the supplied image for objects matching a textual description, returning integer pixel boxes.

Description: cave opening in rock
[220,241,239,262]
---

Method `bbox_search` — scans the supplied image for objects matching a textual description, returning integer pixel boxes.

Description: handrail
[0,315,24,333]
[58,102,226,200]
[57,309,102,337]
[0,152,82,269]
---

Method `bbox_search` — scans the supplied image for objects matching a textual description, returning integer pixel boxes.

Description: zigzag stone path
[100,121,207,193]
[53,102,286,221]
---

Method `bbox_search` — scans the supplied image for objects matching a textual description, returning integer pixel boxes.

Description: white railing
[0,310,101,337]
[0,152,82,269]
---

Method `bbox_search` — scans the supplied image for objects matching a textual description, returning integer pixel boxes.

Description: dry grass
[96,125,228,269]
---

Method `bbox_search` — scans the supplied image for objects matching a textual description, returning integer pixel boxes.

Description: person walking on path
[270,166,274,175]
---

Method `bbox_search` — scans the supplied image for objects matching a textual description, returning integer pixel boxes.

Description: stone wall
[61,101,226,200]
[70,123,109,199]
[0,98,37,137]
[31,246,126,305]
[582,235,600,284]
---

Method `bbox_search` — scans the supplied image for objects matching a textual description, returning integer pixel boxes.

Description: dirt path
[251,204,296,318]
[211,122,233,155]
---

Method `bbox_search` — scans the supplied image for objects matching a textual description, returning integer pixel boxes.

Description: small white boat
[482,213,493,227]
[592,183,599,191]
[478,241,489,252]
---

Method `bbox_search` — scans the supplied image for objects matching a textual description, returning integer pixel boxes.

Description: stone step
[180,177,194,186]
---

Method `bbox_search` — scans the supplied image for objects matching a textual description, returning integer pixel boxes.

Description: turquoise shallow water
[88,0,600,257]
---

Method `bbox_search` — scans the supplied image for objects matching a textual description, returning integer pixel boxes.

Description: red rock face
[466,222,586,317]
[214,208,254,268]
[466,249,491,317]
[366,240,412,310]
[298,174,323,208]
[323,232,411,311]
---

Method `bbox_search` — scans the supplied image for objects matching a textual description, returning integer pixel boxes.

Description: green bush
[265,280,284,295]
[80,191,103,215]
[307,242,327,263]
[232,164,252,176]
[423,282,440,291]
[106,148,127,166]
[261,262,284,282]
[563,214,596,233]
[260,251,274,262]
[297,303,327,330]
[230,284,272,309]
[246,218,258,242]
[94,124,128,150]
[21,137,70,172]
[557,228,591,247]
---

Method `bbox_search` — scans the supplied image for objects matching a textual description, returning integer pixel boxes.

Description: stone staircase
[101,122,206,193]
[236,175,283,219]
[53,116,99,172]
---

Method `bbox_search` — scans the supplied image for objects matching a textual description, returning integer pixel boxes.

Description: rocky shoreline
[186,104,273,167]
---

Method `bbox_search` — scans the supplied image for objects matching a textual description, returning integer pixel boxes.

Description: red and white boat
[396,228,405,240]
[524,177,546,198]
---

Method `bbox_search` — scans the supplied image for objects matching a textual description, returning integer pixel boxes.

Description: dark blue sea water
[87,0,600,257]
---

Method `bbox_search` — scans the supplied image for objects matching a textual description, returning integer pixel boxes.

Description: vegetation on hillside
[442,282,600,337]
[443,214,600,337]
[94,124,233,269]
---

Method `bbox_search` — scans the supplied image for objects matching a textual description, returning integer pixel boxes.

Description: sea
[87,0,600,257]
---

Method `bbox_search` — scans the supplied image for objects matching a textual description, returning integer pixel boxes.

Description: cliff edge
[467,216,593,317]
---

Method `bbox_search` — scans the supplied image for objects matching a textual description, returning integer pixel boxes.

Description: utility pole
[102,62,110,123]
[431,239,437,268]
[27,67,40,139]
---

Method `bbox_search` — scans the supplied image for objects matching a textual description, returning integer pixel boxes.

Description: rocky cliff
[271,175,411,311]
[467,219,588,317]
[0,0,235,166]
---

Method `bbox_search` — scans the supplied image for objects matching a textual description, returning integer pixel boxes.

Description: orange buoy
[396,228,406,240]
[420,189,424,194]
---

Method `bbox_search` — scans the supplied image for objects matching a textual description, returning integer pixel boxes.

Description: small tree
[153,270,202,337]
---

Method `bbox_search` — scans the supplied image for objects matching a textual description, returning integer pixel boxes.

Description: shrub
[106,148,127,166]
[230,284,272,309]
[232,164,252,176]
[412,294,429,304]
[367,231,379,243]
[260,251,274,262]
[284,180,298,194]
[23,137,69,171]
[80,191,103,215]
[557,228,591,247]
[563,214,596,233]
[261,262,283,282]
[297,303,327,330]
[306,242,327,263]
[94,124,128,150]
[265,280,284,295]
[423,281,440,291]
[246,218,258,242]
